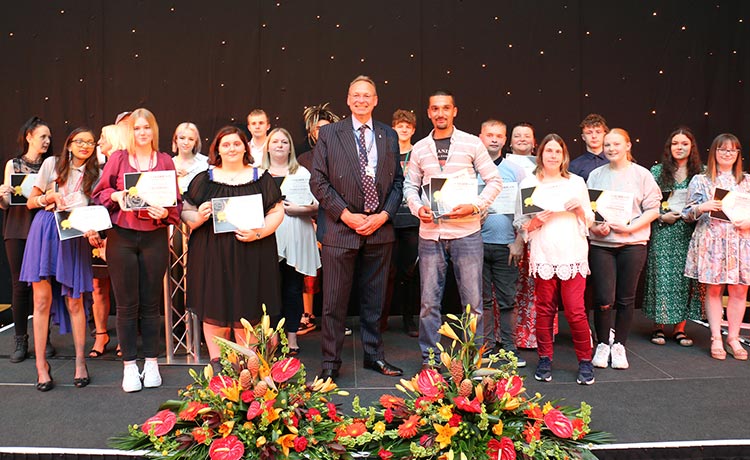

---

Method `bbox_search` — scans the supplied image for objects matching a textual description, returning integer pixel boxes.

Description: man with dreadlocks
[297,102,341,172]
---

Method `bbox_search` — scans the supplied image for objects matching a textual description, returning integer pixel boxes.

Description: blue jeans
[418,231,484,362]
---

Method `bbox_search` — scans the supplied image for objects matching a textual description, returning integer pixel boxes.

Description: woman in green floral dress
[643,128,705,346]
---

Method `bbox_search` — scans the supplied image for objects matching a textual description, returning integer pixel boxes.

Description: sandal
[650,329,666,345]
[672,331,693,347]
[710,336,726,360]
[726,337,748,361]
[88,331,110,358]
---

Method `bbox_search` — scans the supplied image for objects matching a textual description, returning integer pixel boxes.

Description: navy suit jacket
[311,117,403,249]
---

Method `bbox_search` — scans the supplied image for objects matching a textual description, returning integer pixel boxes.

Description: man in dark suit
[310,75,404,381]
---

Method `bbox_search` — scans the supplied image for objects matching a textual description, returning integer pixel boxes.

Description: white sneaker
[610,343,629,369]
[122,364,142,393]
[591,343,610,368]
[142,360,163,388]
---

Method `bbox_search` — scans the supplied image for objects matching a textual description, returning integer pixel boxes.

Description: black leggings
[106,226,168,361]
[5,239,32,336]
[279,261,304,333]
[589,244,647,346]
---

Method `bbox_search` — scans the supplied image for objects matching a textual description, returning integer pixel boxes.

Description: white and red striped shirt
[404,127,502,241]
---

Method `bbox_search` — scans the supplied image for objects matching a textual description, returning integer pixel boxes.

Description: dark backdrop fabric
[1,0,749,302]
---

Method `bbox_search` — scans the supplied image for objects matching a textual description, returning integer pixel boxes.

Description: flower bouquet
[337,306,611,460]
[111,309,351,460]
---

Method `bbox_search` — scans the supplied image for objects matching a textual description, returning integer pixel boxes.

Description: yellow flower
[218,420,235,438]
[503,397,520,411]
[256,436,266,447]
[373,421,386,434]
[437,404,454,420]
[437,323,460,341]
[277,434,296,457]
[438,450,454,460]
[543,401,554,415]
[433,423,459,449]
[492,421,504,436]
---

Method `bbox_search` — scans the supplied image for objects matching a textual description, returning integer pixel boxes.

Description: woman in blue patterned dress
[683,133,750,360]
[643,128,704,346]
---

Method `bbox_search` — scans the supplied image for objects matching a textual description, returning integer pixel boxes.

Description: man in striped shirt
[403,90,503,367]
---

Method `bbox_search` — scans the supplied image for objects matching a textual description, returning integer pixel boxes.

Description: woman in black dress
[181,126,283,367]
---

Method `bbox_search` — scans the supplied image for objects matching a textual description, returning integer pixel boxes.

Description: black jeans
[106,226,168,361]
[279,261,304,333]
[5,239,32,336]
[588,244,647,346]
[482,243,519,350]
[383,226,420,327]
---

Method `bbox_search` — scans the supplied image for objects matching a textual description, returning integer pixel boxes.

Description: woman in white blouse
[515,134,595,384]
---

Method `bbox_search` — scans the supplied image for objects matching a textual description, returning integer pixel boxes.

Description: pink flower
[544,409,574,439]
[270,357,302,383]
[293,436,308,452]
[378,448,394,459]
[453,396,482,413]
[246,400,263,420]
[141,410,176,436]
[496,375,524,398]
[209,435,244,460]
[416,369,446,399]
[208,375,236,396]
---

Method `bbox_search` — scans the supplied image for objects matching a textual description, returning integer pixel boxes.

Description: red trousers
[534,274,592,362]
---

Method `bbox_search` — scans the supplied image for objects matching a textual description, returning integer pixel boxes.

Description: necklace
[21,153,42,165]
[218,166,248,183]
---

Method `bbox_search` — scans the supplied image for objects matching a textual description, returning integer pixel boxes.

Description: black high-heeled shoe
[74,363,90,388]
[88,331,110,358]
[36,361,54,392]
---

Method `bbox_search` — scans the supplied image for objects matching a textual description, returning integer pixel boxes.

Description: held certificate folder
[211,194,265,234]
[54,205,113,241]
[588,189,634,225]
[9,173,38,205]
[122,171,178,210]
[710,188,750,223]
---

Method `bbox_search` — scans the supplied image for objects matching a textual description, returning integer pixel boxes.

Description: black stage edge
[2,314,750,459]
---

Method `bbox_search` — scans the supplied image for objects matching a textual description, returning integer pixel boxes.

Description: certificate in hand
[9,173,38,205]
[504,154,537,177]
[661,189,688,213]
[211,194,265,234]
[519,181,576,215]
[430,173,478,218]
[123,171,178,210]
[481,181,518,215]
[280,175,314,205]
[54,205,113,241]
[711,188,750,223]
[589,189,634,225]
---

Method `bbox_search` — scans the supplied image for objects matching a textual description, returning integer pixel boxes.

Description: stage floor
[0,313,749,451]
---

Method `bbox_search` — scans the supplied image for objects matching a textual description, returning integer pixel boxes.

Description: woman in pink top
[92,108,182,393]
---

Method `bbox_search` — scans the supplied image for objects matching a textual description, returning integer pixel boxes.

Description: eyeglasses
[72,139,96,148]
[717,148,739,155]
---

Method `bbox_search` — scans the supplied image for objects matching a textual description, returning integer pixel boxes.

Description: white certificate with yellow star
[122,171,178,210]
[430,172,478,218]
[54,205,112,241]
[10,173,38,205]
[588,189,634,225]
[211,194,265,234]
[520,181,577,215]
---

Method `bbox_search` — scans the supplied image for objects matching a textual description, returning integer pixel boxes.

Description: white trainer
[610,343,629,369]
[142,360,163,388]
[591,343,611,368]
[122,363,142,393]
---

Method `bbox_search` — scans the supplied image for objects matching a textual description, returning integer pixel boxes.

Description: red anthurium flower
[270,357,301,383]
[208,375,236,395]
[379,448,394,459]
[209,434,244,460]
[241,390,254,403]
[417,369,446,399]
[499,437,516,460]
[453,396,482,413]
[293,436,308,452]
[487,438,502,459]
[141,410,176,436]
[496,375,524,399]
[246,400,263,420]
[544,409,574,439]
[179,401,208,421]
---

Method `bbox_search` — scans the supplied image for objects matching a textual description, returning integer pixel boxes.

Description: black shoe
[10,335,29,363]
[319,368,339,381]
[36,362,54,392]
[74,364,90,388]
[363,359,403,376]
